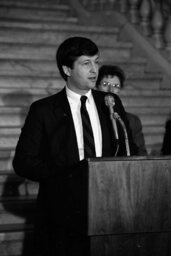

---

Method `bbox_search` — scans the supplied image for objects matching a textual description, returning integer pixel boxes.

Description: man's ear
[62,65,71,77]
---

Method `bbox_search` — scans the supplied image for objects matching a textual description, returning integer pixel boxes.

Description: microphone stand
[108,105,119,156]
[113,112,131,156]
[104,94,130,156]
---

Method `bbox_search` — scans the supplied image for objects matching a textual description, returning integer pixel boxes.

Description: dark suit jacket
[126,112,147,155]
[13,88,137,254]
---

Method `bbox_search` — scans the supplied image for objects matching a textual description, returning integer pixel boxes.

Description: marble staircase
[0,0,171,255]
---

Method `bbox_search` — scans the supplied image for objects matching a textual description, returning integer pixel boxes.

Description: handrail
[69,0,171,89]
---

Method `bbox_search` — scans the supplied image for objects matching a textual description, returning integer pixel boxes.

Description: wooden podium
[66,156,171,256]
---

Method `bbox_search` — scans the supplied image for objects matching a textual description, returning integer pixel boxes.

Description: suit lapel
[53,88,71,117]
[52,88,80,164]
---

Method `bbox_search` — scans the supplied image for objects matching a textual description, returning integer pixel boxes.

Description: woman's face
[99,75,121,95]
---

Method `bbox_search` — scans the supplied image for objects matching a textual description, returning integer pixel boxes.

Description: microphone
[105,95,119,156]
[105,94,130,156]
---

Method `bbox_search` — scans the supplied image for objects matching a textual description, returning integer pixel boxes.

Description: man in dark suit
[96,65,147,156]
[13,37,138,256]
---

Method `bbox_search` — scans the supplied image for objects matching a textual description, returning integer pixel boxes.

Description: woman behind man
[96,65,147,156]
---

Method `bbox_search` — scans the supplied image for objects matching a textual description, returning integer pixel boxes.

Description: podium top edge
[84,155,171,162]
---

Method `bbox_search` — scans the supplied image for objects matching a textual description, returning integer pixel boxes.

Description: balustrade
[120,0,128,14]
[140,0,152,36]
[78,0,171,59]
[164,16,171,60]
[129,0,140,24]
[151,2,164,49]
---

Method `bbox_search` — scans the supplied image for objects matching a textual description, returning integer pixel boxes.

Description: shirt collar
[66,85,92,104]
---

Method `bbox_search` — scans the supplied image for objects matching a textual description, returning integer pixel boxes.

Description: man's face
[99,75,121,95]
[65,54,99,95]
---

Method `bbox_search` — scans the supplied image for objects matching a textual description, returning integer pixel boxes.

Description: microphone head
[104,94,115,107]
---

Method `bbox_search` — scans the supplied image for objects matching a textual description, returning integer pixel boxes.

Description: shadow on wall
[1,91,38,256]
[2,173,38,256]
[2,90,35,124]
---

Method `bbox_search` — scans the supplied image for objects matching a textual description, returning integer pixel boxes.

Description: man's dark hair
[96,65,126,88]
[56,36,99,81]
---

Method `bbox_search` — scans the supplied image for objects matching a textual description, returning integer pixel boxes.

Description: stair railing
[76,0,171,62]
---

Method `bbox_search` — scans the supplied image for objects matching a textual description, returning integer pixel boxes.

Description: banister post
[151,1,164,49]
[164,17,171,60]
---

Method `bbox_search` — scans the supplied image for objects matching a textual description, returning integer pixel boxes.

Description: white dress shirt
[66,86,102,160]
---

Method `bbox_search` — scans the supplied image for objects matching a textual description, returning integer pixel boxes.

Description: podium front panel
[86,156,171,236]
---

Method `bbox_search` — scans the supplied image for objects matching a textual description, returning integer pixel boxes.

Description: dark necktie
[80,96,96,158]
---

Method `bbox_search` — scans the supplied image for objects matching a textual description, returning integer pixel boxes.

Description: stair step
[0,222,33,233]
[0,59,58,77]
[126,77,162,89]
[0,74,161,91]
[121,96,171,108]
[0,19,120,37]
[0,15,78,24]
[0,87,171,105]
[0,76,62,89]
[143,125,165,133]
[0,137,164,156]
[0,42,132,62]
[0,174,38,197]
[104,59,147,75]
[0,6,71,21]
[0,225,34,256]
[0,127,166,151]
[0,132,165,160]
[126,107,171,115]
[0,114,25,128]
[146,145,162,155]
[0,26,120,47]
[0,192,36,255]
[0,96,170,109]
[120,89,171,96]
[0,87,171,108]
[0,19,119,34]
[0,105,170,116]
[0,0,70,10]
[0,44,62,60]
[0,128,21,135]
[137,115,167,125]
[0,196,37,225]
[0,109,169,125]
[0,89,47,108]
[0,107,168,130]
[0,137,18,149]
[0,208,35,227]
[0,60,163,80]
[0,20,121,48]
[0,128,166,157]
[0,149,14,158]
[0,118,166,131]
[0,151,14,172]
[145,134,164,148]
